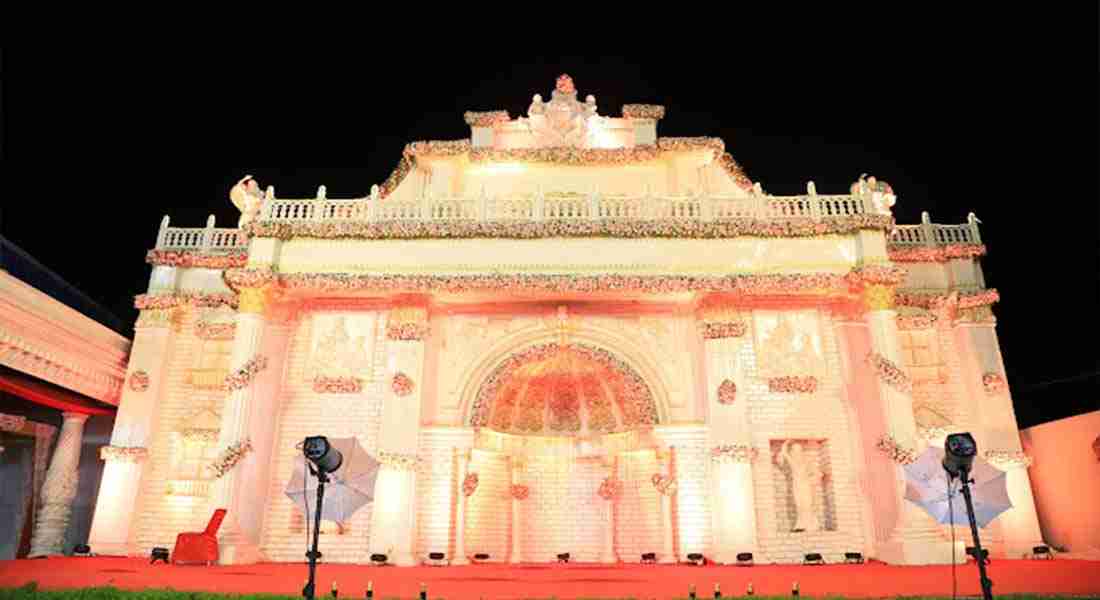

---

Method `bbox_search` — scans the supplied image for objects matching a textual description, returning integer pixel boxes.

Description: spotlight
[736,552,754,566]
[1031,546,1053,560]
[473,553,490,562]
[943,432,977,479]
[150,547,169,564]
[73,544,91,557]
[843,552,864,564]
[370,553,388,565]
[303,436,343,474]
[427,552,446,566]
[641,552,657,564]
[802,552,825,565]
[556,552,570,563]
[686,552,705,566]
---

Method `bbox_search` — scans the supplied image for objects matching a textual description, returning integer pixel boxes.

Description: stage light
[427,552,445,566]
[802,552,824,565]
[73,544,91,556]
[556,552,570,563]
[303,436,343,474]
[1031,545,1053,560]
[473,553,490,562]
[943,432,977,479]
[736,552,754,566]
[686,552,704,566]
[844,552,864,564]
[966,547,989,563]
[370,553,388,565]
[150,547,169,564]
[641,552,657,563]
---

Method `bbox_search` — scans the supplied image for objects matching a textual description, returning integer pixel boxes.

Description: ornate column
[451,448,470,565]
[208,282,277,565]
[369,305,429,566]
[89,306,176,556]
[954,306,1044,557]
[28,412,90,557]
[860,282,956,565]
[697,302,758,564]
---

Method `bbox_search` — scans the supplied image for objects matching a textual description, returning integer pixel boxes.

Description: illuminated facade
[89,76,1043,565]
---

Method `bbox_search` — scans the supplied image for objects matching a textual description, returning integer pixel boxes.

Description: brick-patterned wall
[615,451,662,560]
[517,455,602,561]
[654,427,711,557]
[464,450,511,560]
[258,311,387,563]
[769,440,837,532]
[415,429,471,559]
[738,313,868,563]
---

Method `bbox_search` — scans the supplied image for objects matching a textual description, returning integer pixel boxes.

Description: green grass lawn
[0,585,1090,600]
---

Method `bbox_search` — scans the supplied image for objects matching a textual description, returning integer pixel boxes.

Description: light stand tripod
[954,468,994,600]
[303,464,328,600]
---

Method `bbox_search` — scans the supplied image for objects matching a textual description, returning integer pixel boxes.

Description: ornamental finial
[555,74,576,95]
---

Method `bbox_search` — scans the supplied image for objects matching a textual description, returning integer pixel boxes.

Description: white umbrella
[285,437,382,523]
[903,445,1012,528]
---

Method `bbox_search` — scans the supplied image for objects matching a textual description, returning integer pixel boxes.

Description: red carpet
[1,557,1099,598]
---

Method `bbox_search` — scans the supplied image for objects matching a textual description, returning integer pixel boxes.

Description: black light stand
[302,463,328,600]
[943,432,994,600]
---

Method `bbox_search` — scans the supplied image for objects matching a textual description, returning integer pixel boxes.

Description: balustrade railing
[154,193,983,251]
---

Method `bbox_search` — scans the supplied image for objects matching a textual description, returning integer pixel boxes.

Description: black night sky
[3,35,1097,429]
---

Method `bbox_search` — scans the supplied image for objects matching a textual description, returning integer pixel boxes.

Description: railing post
[202,215,216,252]
[314,186,327,222]
[967,212,982,245]
[368,185,380,221]
[478,186,489,221]
[260,186,275,221]
[920,211,936,247]
[807,182,820,220]
[589,186,600,220]
[534,186,545,221]
[422,190,433,221]
[156,215,170,249]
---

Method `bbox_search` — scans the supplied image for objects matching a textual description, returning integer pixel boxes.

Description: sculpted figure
[230,175,263,228]
[528,94,545,116]
[775,440,823,532]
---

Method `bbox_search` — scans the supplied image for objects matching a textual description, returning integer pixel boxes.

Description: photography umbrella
[903,445,1012,527]
[285,437,382,523]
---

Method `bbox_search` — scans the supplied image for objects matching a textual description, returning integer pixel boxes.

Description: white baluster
[156,215,170,248]
[589,186,600,220]
[920,211,936,247]
[968,212,982,245]
[478,186,489,221]
[534,186,545,221]
[202,215,216,252]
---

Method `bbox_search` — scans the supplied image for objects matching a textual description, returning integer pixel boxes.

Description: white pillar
[208,286,272,565]
[509,463,521,563]
[863,291,957,565]
[29,412,89,557]
[452,449,470,565]
[660,459,676,563]
[89,312,175,556]
[601,460,616,563]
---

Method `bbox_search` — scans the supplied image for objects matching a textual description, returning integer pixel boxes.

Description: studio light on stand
[302,436,343,600]
[943,432,993,600]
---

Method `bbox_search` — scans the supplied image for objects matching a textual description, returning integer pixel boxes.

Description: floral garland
[195,321,236,341]
[710,444,758,463]
[462,473,479,497]
[245,214,894,242]
[0,414,27,433]
[99,445,149,463]
[312,376,363,394]
[134,292,238,311]
[895,289,999,311]
[377,451,421,471]
[651,473,677,496]
[386,306,430,341]
[983,450,1033,469]
[848,265,908,286]
[768,376,818,394]
[717,379,737,405]
[391,372,414,397]
[597,476,622,501]
[867,353,912,394]
[917,425,949,441]
[510,484,530,500]
[128,370,150,392]
[896,313,937,331]
[274,271,852,297]
[181,428,220,443]
[887,244,987,263]
[225,266,277,290]
[222,356,268,392]
[209,439,253,479]
[470,343,657,429]
[622,104,666,120]
[876,434,917,465]
[700,320,747,339]
[982,372,1007,395]
[145,250,248,270]
[463,110,510,127]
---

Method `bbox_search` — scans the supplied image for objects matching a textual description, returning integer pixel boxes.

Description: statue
[524,75,593,148]
[230,175,264,228]
[774,440,823,532]
[528,94,545,116]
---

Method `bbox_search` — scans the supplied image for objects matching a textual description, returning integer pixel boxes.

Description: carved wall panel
[752,310,826,379]
[307,314,379,382]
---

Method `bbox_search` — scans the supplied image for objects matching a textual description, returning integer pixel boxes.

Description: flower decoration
[222,356,268,392]
[1092,435,1100,463]
[510,484,530,500]
[887,244,987,263]
[555,74,575,94]
[386,306,430,341]
[895,289,999,311]
[848,265,908,286]
[462,472,479,497]
[195,321,236,340]
[651,473,677,496]
[597,476,622,501]
[622,104,666,120]
[896,313,937,330]
[700,321,748,339]
[145,250,248,270]
[134,292,238,311]
[867,353,913,394]
[710,444,758,463]
[0,414,27,433]
[876,434,917,465]
[463,110,510,127]
[209,439,253,479]
[313,376,363,394]
[717,380,737,405]
[768,376,818,394]
[181,428,220,443]
[128,370,150,393]
[983,450,1033,469]
[377,451,421,471]
[99,445,149,463]
[391,372,414,397]
[982,372,1007,395]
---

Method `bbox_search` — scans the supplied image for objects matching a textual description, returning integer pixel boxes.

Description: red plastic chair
[172,508,227,565]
